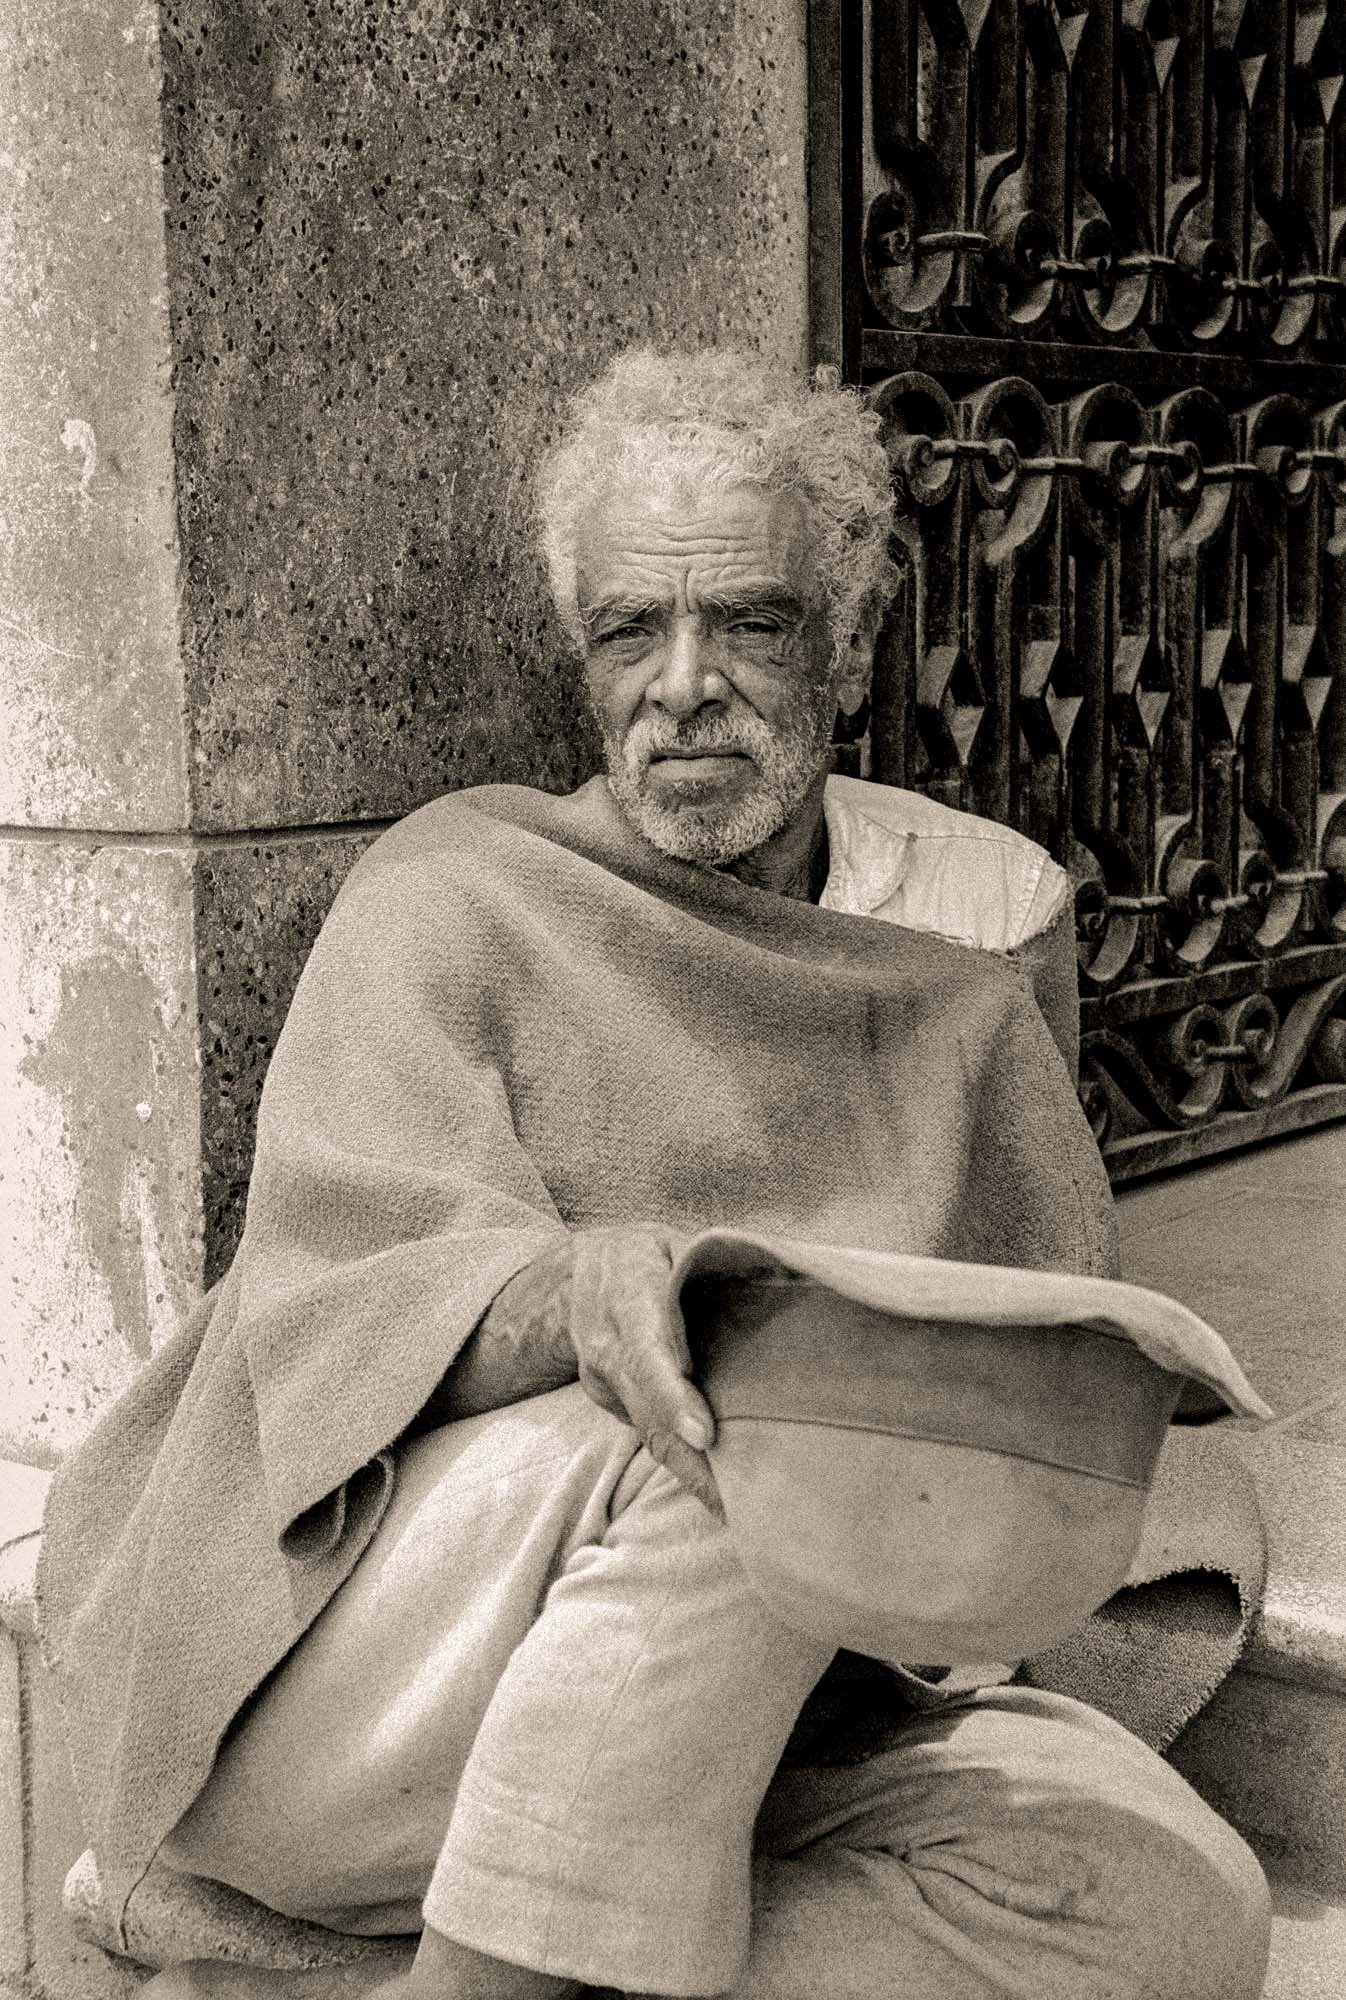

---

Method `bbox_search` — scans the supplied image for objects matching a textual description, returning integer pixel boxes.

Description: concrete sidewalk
[1117,1122,1346,1447]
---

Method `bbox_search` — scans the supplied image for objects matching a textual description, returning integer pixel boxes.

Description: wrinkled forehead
[574,475,823,611]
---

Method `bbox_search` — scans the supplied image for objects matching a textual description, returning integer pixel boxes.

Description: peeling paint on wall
[0,840,204,1461]
[59,418,99,512]
[20,959,172,1361]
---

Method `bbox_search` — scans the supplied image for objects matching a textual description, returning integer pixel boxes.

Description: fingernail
[676,1412,713,1452]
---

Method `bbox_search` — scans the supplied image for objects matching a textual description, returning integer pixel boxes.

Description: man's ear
[833,633,875,717]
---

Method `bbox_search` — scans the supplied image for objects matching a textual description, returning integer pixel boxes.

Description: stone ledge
[0,1460,139,2000]
[1229,1430,1346,1700]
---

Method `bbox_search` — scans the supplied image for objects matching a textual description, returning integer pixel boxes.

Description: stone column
[2,0,201,1465]
[3,7,808,1992]
[2,0,809,1461]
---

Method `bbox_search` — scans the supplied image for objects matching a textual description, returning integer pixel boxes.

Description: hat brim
[669,1229,1271,1423]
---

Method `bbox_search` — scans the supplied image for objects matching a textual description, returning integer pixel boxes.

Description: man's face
[575,476,840,866]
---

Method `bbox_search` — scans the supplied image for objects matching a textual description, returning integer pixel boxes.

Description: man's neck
[722,769,830,903]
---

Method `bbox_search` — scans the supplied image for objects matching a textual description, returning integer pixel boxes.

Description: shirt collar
[821,783,913,917]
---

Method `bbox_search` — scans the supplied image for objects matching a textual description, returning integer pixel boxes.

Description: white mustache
[625,714,766,764]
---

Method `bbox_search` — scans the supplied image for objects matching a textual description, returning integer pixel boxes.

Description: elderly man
[40,349,1269,2000]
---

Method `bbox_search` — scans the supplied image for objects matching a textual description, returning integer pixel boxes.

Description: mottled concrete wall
[159,0,809,827]
[193,832,376,1284]
[2,0,808,1462]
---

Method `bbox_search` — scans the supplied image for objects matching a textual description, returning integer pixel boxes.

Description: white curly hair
[536,346,898,659]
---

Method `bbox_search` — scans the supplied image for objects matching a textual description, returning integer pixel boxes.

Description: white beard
[602,699,835,867]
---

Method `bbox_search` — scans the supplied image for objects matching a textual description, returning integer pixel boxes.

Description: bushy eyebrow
[581,585,807,627]
[700,586,807,620]
[578,584,812,641]
[579,596,664,636]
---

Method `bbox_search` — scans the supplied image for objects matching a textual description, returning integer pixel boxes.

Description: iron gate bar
[1101,1084,1346,1180]
[859,332,1346,403]
[1079,940,1346,1027]
[809,0,1346,1185]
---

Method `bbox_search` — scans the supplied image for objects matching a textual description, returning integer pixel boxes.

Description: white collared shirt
[820,773,1070,951]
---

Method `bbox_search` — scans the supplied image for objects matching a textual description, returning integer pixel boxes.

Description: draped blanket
[38,776,1131,1937]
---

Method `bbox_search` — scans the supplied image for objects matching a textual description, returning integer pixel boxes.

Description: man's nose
[649,622,726,721]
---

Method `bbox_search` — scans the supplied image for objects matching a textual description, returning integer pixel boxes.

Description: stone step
[1165,1427,1346,1895]
[2,1463,139,2000]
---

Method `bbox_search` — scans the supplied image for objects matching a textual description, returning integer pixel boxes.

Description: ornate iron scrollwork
[812,0,1346,1180]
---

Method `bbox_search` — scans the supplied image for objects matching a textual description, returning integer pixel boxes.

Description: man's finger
[646,1430,725,1518]
[620,1331,716,1453]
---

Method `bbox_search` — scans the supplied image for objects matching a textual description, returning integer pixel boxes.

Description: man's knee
[1120,1796,1270,2000]
[1043,1699,1271,1999]
[915,1766,1270,2000]
[1021,1703,1272,2000]
[816,1691,1274,2000]
[1009,1731,1272,2000]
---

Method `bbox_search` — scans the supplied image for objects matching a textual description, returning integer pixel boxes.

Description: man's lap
[163,1386,651,1929]
[160,1385,1270,1996]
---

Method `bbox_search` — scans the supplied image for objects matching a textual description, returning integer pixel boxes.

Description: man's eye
[729,618,784,637]
[593,624,648,645]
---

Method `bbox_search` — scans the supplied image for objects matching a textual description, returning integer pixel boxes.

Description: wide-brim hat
[671,1230,1271,1665]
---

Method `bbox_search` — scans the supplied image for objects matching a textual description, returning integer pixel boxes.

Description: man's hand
[568,1227,720,1515]
[436,1226,720,1514]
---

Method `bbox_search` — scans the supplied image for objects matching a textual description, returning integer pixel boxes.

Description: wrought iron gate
[811,0,1346,1181]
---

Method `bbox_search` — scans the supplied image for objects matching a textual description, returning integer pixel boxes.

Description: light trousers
[164,1384,1271,1998]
